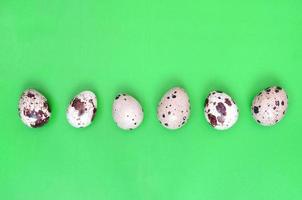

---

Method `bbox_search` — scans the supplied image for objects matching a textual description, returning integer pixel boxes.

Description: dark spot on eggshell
[71,98,85,116]
[23,109,31,118]
[281,101,284,106]
[23,109,49,128]
[208,114,217,127]
[225,98,232,106]
[164,123,168,127]
[253,106,259,114]
[43,101,51,112]
[91,108,97,121]
[216,102,226,116]
[32,115,50,128]
[27,92,35,98]
[204,98,209,107]
[275,101,280,106]
[217,116,225,124]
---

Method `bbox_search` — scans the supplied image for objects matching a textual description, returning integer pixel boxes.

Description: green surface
[1,0,302,199]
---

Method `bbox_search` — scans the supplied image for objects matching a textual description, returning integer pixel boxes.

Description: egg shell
[112,94,144,130]
[66,91,97,128]
[252,86,288,126]
[204,91,239,130]
[157,87,190,130]
[18,89,51,128]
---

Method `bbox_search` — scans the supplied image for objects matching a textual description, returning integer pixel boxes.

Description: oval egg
[112,94,144,130]
[204,91,239,130]
[157,87,190,130]
[18,89,51,128]
[252,86,288,126]
[66,91,97,128]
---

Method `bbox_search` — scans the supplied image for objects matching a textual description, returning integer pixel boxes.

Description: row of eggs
[18,86,288,130]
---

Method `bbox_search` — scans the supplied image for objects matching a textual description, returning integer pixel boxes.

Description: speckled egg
[157,87,190,130]
[18,89,51,128]
[252,86,288,126]
[66,91,97,128]
[112,94,144,130]
[204,91,239,130]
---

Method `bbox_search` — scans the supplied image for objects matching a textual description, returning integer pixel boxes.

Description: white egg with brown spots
[204,91,239,130]
[66,91,97,128]
[252,86,288,126]
[112,94,144,130]
[18,89,51,128]
[157,87,190,130]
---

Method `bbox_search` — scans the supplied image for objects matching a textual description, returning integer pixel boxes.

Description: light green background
[0,0,302,199]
